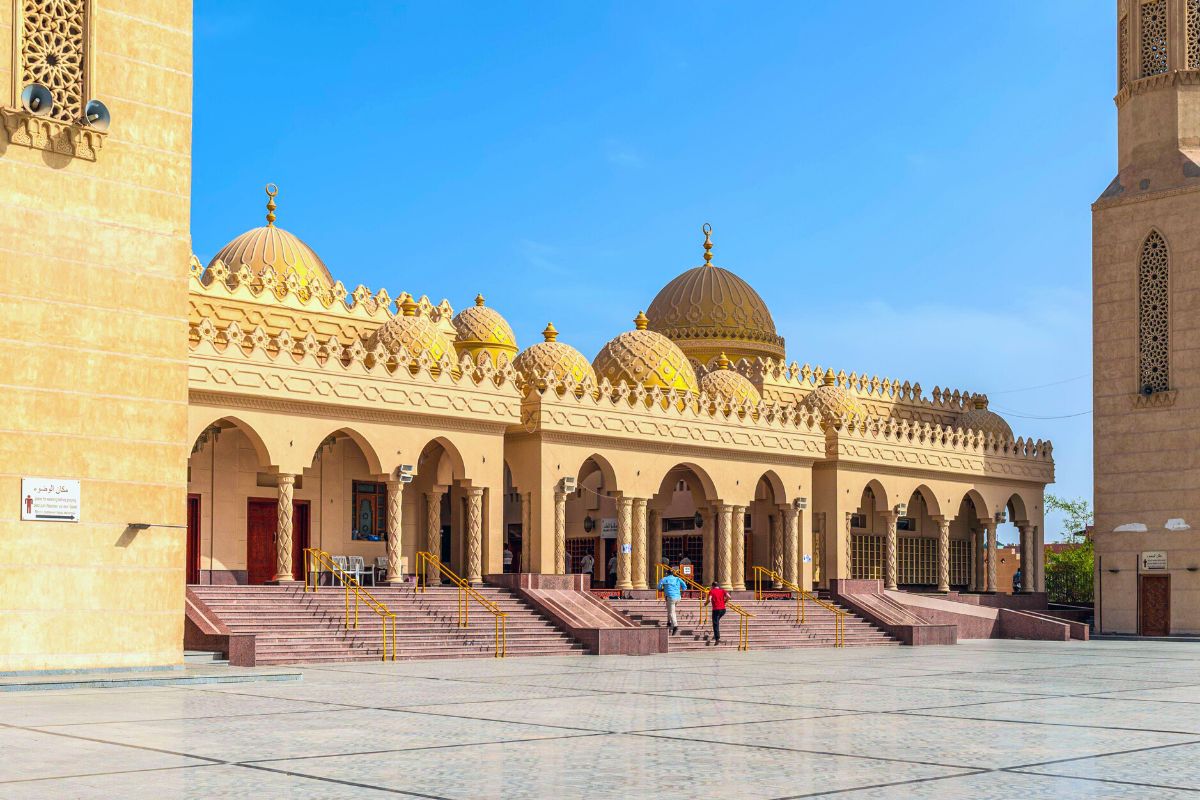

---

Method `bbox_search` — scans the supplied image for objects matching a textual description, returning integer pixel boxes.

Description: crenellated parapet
[189,257,455,348]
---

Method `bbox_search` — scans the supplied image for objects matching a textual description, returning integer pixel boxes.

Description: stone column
[1034,525,1045,592]
[632,498,648,590]
[425,489,443,584]
[554,489,568,575]
[716,502,733,588]
[770,512,784,588]
[701,507,714,585]
[783,506,799,587]
[844,511,854,582]
[936,516,950,593]
[1016,523,1031,593]
[731,505,747,590]
[648,509,662,586]
[273,473,297,583]
[968,528,980,591]
[983,520,997,593]
[616,496,633,590]
[882,511,898,591]
[521,492,532,573]
[466,487,484,585]
[384,479,404,583]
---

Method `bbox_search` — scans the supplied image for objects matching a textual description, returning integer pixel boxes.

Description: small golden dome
[208,185,335,289]
[700,353,761,406]
[513,322,597,387]
[369,298,456,364]
[958,395,1013,440]
[801,369,869,425]
[452,294,519,367]
[593,311,700,393]
[645,224,785,365]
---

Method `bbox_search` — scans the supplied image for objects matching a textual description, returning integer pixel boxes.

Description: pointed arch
[907,484,942,519]
[419,437,467,484]
[1138,228,1170,393]
[960,489,989,520]
[755,470,787,504]
[189,415,274,468]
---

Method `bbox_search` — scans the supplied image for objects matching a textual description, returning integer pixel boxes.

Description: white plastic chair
[331,555,352,585]
[375,556,388,583]
[347,555,371,586]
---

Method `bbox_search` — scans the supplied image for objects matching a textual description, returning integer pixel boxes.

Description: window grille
[851,534,883,580]
[1141,0,1169,76]
[950,539,971,587]
[1138,231,1170,393]
[1120,14,1131,86]
[898,536,937,585]
[1189,0,1200,68]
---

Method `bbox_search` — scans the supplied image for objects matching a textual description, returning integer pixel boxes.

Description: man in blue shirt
[657,563,686,635]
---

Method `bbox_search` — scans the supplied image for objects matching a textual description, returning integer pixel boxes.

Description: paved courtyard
[3,641,1200,798]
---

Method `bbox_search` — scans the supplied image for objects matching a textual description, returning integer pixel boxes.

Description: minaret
[1107,0,1200,196]
[1093,1,1200,634]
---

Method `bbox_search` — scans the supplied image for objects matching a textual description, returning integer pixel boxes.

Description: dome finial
[972,394,988,410]
[542,322,558,342]
[717,352,730,370]
[265,183,278,226]
[401,297,419,317]
[822,368,836,386]
[475,293,486,306]
[702,222,713,266]
[634,310,649,330]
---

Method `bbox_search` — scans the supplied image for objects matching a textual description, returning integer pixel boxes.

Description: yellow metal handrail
[414,551,507,658]
[752,565,848,647]
[303,548,397,661]
[655,563,753,651]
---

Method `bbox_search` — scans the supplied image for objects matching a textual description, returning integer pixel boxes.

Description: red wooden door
[247,499,277,585]
[1140,575,1171,636]
[186,494,201,584]
[291,501,310,581]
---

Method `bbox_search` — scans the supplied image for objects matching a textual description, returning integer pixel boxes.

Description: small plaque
[21,478,81,522]
[620,543,632,554]
[1140,551,1167,572]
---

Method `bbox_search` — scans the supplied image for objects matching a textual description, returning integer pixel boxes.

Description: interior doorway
[246,498,310,584]
[186,494,201,585]
[1140,575,1171,636]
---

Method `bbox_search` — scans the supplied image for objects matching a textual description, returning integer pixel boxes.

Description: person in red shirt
[707,583,729,644]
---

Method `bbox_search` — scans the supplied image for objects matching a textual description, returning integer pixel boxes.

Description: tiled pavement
[3,641,1200,798]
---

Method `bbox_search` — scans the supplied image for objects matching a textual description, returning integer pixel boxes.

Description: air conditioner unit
[561,476,577,493]
[894,503,907,516]
[794,497,808,510]
[399,473,414,484]
[399,464,415,475]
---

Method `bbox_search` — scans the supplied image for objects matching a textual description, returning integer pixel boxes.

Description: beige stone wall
[0,2,192,670]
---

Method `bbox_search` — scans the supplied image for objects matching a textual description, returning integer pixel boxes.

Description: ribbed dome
[593,312,700,394]
[208,185,335,289]
[958,395,1013,440]
[452,294,519,368]
[513,323,597,388]
[700,353,761,406]
[645,225,785,364]
[801,369,869,426]
[369,298,455,364]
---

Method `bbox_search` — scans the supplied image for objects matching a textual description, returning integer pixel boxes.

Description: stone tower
[0,2,192,668]
[1093,0,1200,634]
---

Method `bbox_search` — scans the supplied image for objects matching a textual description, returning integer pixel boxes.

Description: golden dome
[369,298,456,364]
[958,395,1013,440]
[208,185,335,289]
[801,369,869,425]
[593,312,700,393]
[700,353,761,406]
[645,224,785,364]
[513,323,597,388]
[452,294,519,367]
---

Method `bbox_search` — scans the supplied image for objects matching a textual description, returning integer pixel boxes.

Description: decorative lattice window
[1139,231,1170,393]
[898,536,937,586]
[1120,15,1131,87]
[1189,0,1200,68]
[1141,0,1169,77]
[850,534,883,580]
[950,540,970,587]
[17,0,89,123]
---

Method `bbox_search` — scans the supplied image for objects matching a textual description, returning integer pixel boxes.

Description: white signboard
[1140,551,1168,572]
[21,478,81,522]
[601,518,617,539]
[621,543,632,554]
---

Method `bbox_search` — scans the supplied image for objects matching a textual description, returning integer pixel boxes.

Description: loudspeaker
[83,99,110,131]
[20,84,53,117]
[1141,384,1155,397]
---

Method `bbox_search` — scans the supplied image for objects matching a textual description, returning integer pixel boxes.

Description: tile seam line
[998,736,1200,770]
[0,721,226,765]
[233,763,450,799]
[770,769,992,800]
[897,709,1200,737]
[1003,767,1200,793]
[0,761,224,787]
[238,731,608,765]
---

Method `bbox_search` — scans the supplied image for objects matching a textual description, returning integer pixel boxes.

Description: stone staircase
[607,595,900,650]
[189,584,586,665]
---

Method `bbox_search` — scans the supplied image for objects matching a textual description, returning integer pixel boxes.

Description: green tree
[1044,494,1094,604]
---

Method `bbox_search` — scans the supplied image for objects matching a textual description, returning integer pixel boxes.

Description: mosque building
[2,0,1061,671]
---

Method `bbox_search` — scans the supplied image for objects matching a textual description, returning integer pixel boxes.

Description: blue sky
[192,2,1109,541]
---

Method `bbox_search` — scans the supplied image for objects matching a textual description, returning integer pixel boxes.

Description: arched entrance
[650,464,717,587]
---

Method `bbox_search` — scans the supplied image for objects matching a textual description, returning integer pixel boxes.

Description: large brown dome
[645,225,785,365]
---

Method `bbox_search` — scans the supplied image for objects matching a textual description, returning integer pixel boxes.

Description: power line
[983,373,1090,395]
[990,406,1092,420]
